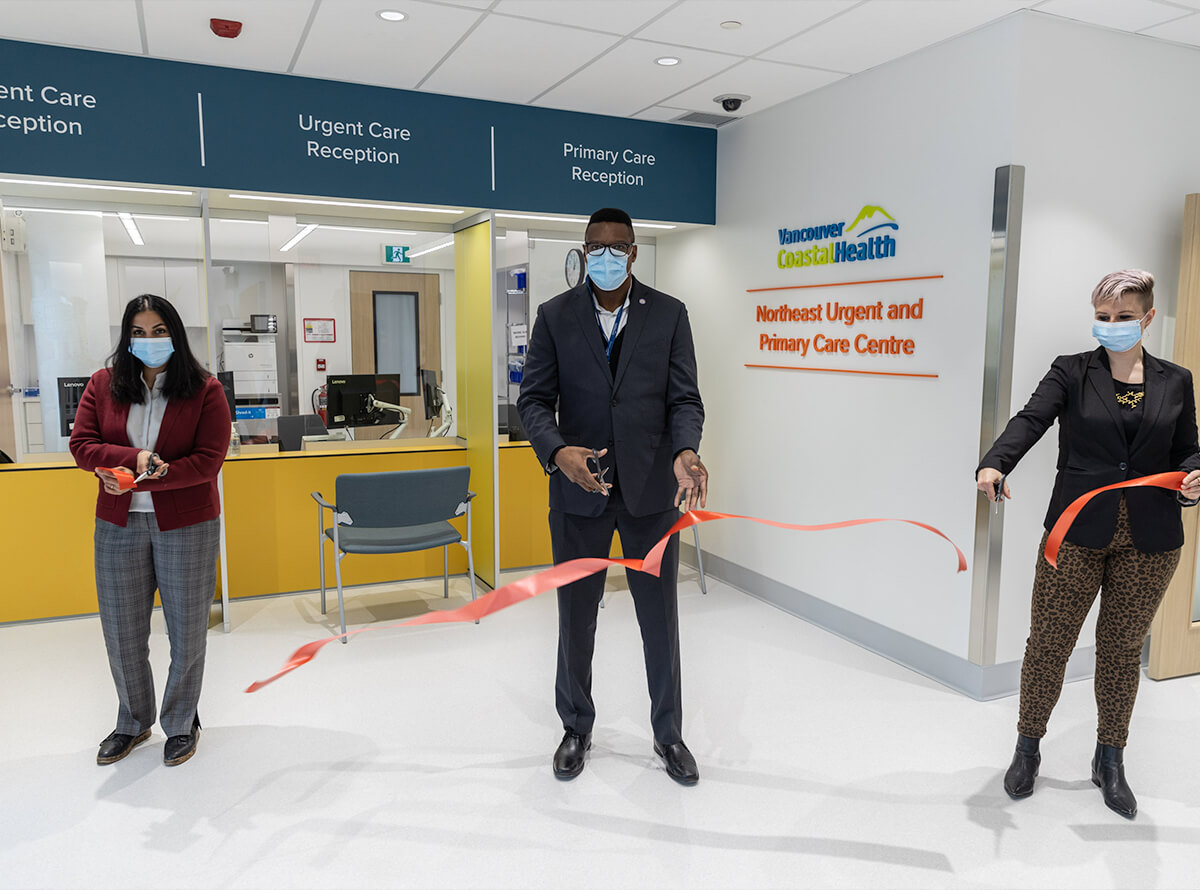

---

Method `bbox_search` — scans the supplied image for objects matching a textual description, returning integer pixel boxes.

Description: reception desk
[1,438,564,625]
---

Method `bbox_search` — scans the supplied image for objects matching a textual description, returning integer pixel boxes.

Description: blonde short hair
[1091,269,1154,312]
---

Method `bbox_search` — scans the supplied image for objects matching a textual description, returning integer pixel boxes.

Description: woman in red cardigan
[70,294,230,767]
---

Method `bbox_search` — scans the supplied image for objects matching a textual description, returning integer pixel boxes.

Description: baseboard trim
[680,542,1096,701]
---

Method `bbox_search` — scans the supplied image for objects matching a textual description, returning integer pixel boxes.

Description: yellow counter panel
[222,443,470,599]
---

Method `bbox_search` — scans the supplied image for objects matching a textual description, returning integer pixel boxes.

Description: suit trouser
[94,513,220,737]
[1018,497,1180,748]
[550,491,683,745]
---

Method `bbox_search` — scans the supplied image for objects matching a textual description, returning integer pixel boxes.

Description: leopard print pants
[1017,497,1180,748]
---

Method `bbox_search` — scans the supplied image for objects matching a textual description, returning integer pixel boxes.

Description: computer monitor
[420,369,442,421]
[216,371,236,419]
[277,414,328,452]
[325,373,403,429]
[56,376,90,437]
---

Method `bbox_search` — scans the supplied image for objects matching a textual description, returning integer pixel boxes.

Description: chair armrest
[465,490,477,502]
[311,491,335,511]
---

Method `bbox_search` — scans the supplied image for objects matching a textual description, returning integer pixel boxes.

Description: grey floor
[2,566,1199,890]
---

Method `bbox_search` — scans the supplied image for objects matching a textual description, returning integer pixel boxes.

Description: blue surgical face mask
[1092,313,1148,353]
[586,249,630,292]
[129,337,175,368]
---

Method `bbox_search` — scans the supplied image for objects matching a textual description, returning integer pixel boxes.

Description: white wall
[659,10,1200,679]
[993,13,1200,662]
[657,18,1022,659]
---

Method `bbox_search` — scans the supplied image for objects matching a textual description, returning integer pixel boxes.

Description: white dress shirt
[125,372,168,513]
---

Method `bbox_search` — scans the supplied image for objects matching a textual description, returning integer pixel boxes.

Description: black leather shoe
[163,717,201,767]
[1092,743,1136,818]
[654,740,699,786]
[553,731,591,780]
[96,729,151,765]
[1003,734,1041,799]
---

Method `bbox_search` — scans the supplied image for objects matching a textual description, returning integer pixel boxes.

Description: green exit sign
[382,245,411,264]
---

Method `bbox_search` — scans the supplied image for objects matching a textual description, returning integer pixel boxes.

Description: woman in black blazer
[977,270,1200,819]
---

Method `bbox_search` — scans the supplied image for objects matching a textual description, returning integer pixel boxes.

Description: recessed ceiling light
[409,239,454,258]
[377,10,406,21]
[720,20,742,30]
[655,57,680,67]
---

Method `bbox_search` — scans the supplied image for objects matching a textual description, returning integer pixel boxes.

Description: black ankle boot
[1092,743,1136,818]
[1003,734,1040,799]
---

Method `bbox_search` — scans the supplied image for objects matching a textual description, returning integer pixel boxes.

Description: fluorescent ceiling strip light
[117,212,145,246]
[227,194,462,214]
[0,178,192,195]
[408,239,454,258]
[529,237,582,244]
[319,224,423,235]
[212,218,269,225]
[497,212,676,230]
[279,223,318,252]
[7,207,102,217]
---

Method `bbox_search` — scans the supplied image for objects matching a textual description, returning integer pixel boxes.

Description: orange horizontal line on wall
[747,274,944,293]
[745,363,940,379]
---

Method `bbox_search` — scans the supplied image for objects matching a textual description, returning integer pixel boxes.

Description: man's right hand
[554,446,612,495]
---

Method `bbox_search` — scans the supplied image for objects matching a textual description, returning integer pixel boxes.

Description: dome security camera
[714,94,749,113]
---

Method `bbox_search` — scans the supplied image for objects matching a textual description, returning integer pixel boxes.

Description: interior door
[1149,193,1200,679]
[348,270,440,437]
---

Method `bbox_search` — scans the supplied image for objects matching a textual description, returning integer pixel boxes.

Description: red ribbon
[1042,471,1186,569]
[98,466,139,491]
[245,510,967,693]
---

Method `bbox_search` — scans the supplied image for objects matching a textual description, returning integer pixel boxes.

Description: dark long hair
[108,294,209,404]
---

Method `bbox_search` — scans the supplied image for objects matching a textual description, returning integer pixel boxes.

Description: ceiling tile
[1035,0,1190,32]
[420,14,619,104]
[493,0,674,35]
[141,0,313,71]
[760,0,1030,73]
[534,38,738,117]
[636,0,856,56]
[665,58,844,116]
[294,0,484,88]
[1140,9,1200,43]
[0,0,143,54]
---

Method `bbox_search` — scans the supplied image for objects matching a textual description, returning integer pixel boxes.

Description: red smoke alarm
[210,18,243,38]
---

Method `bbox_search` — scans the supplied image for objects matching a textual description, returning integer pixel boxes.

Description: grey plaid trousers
[94,513,220,737]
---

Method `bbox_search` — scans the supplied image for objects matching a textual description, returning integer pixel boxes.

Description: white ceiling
[1,0,1200,122]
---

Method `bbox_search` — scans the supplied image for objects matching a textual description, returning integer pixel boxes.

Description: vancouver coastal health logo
[776,205,898,269]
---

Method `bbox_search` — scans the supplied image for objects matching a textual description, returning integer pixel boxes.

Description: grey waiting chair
[311,467,477,642]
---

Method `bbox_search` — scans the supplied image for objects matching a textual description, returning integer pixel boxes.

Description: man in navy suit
[517,207,708,785]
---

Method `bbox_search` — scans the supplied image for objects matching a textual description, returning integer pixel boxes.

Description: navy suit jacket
[517,277,704,518]
[979,347,1200,551]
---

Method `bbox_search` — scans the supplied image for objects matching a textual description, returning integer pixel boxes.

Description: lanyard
[596,303,625,361]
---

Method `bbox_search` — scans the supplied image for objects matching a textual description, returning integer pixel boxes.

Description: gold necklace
[1116,390,1144,409]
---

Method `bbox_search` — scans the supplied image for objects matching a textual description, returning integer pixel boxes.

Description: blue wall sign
[0,39,716,224]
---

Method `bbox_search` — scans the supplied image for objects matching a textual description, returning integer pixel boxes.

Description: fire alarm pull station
[316,358,326,372]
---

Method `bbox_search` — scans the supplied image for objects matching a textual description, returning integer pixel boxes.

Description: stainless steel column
[969,165,1025,665]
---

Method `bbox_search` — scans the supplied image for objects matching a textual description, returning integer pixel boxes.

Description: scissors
[134,453,168,484]
[588,448,610,497]
[993,474,1007,514]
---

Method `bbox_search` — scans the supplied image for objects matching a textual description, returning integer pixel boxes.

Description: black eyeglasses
[584,242,633,258]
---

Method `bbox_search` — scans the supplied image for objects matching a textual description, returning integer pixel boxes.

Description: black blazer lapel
[1129,350,1167,454]
[569,284,612,380]
[612,278,649,393]
[1087,348,1124,434]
